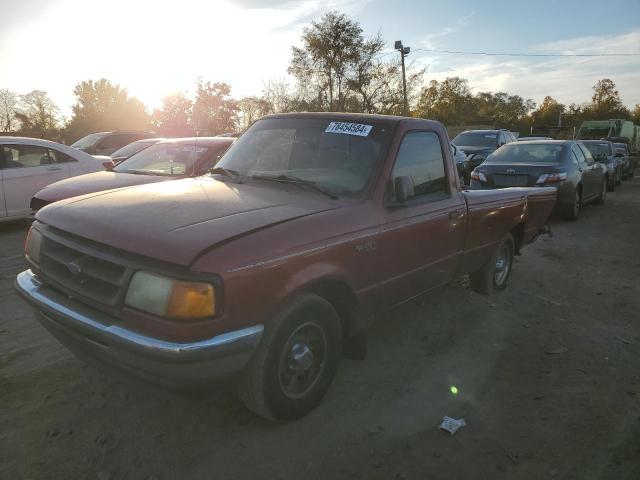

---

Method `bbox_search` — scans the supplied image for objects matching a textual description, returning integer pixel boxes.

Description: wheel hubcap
[494,244,511,285]
[278,321,327,399]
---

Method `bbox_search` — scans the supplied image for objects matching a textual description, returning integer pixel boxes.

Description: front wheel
[616,168,622,185]
[237,292,342,421]
[471,233,515,294]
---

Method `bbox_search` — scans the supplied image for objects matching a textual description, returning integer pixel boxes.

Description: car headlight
[25,226,43,264]
[125,271,216,319]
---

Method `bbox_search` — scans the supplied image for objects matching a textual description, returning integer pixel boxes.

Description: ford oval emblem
[67,262,82,275]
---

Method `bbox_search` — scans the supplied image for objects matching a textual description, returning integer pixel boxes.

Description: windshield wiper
[208,167,244,183]
[251,174,338,199]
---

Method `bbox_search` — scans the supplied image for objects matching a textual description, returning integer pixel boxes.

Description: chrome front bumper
[15,269,263,388]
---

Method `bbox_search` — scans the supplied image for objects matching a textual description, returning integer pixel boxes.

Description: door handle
[449,209,465,221]
[46,166,62,171]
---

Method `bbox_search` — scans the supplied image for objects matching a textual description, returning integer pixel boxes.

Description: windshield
[216,118,393,197]
[452,132,497,148]
[71,133,106,149]
[582,142,612,157]
[486,143,564,163]
[577,127,613,139]
[110,140,158,159]
[113,143,207,176]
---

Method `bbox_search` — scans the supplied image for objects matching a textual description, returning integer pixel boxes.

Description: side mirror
[394,176,415,204]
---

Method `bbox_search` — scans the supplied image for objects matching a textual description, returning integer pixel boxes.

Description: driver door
[377,130,467,308]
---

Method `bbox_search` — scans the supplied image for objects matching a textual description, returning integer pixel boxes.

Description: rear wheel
[237,292,342,421]
[594,178,606,205]
[471,233,514,294]
[607,175,615,192]
[616,168,622,185]
[565,188,581,221]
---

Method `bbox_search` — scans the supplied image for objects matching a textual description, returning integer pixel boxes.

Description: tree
[533,96,565,126]
[585,78,629,119]
[192,81,238,135]
[632,104,640,124]
[289,11,365,112]
[0,89,18,132]
[14,90,60,139]
[237,96,271,130]
[152,93,193,136]
[66,79,150,142]
[415,77,477,125]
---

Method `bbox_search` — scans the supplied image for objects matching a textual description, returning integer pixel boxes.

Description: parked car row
[452,128,636,220]
[15,113,556,421]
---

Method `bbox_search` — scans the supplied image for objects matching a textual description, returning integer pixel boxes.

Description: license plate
[493,174,528,187]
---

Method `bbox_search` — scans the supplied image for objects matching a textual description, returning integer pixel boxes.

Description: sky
[1,0,639,117]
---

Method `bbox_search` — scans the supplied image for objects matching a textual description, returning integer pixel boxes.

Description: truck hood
[35,171,170,204]
[36,177,339,267]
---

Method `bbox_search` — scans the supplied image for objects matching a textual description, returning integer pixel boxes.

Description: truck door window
[392,131,447,201]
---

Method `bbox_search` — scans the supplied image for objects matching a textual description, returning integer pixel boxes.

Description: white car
[0,137,107,222]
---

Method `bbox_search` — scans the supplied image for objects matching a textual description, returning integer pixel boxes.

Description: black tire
[607,175,615,192]
[564,188,581,221]
[236,292,342,421]
[616,168,622,186]
[470,233,514,294]
[594,178,606,205]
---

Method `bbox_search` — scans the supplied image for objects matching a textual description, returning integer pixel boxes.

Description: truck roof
[263,112,444,130]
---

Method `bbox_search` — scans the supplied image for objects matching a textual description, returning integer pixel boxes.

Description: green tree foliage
[237,96,272,130]
[66,79,150,142]
[416,77,476,125]
[288,11,422,114]
[192,81,238,135]
[632,104,640,125]
[0,88,19,132]
[532,96,565,126]
[152,93,193,137]
[415,78,534,129]
[584,78,630,120]
[14,90,60,139]
[289,11,362,112]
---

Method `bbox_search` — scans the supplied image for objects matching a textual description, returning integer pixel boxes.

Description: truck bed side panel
[460,187,556,274]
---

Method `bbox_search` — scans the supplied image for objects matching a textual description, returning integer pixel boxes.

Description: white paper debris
[438,416,466,435]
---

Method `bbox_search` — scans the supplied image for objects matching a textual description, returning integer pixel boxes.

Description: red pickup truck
[16,113,556,420]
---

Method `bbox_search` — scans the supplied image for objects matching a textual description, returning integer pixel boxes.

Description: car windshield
[113,143,207,176]
[110,140,158,159]
[583,142,612,157]
[70,133,106,149]
[452,132,497,148]
[486,143,564,163]
[216,118,393,197]
[577,127,613,139]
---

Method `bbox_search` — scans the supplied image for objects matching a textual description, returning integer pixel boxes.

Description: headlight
[125,271,216,319]
[25,226,43,264]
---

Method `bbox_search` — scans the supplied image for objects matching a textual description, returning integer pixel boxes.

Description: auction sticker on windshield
[325,122,373,137]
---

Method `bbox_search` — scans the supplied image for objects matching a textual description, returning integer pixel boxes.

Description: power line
[411,48,640,57]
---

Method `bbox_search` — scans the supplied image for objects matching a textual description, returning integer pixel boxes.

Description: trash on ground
[438,416,466,435]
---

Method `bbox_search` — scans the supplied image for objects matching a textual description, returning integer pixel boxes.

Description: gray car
[581,140,623,190]
[470,140,607,220]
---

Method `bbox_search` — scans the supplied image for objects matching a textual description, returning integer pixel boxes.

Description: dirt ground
[1,178,639,480]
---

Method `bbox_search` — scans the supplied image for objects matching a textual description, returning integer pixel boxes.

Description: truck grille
[38,234,131,308]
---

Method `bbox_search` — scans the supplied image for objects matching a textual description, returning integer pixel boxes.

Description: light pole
[395,40,410,116]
